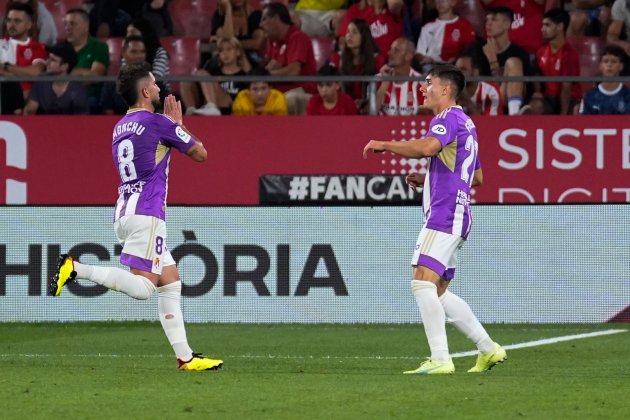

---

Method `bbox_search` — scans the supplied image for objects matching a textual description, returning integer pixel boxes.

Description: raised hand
[163,95,183,125]
[362,140,386,159]
[406,173,425,190]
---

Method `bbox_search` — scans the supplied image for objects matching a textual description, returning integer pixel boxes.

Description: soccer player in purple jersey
[50,62,223,371]
[363,64,507,375]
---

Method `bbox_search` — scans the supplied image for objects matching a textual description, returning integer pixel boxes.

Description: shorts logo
[175,126,191,143]
[153,257,161,269]
[431,124,447,135]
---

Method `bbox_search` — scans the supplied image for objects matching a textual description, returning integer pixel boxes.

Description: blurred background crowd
[0,0,629,116]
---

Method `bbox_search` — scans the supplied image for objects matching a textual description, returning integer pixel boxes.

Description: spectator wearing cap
[23,42,89,115]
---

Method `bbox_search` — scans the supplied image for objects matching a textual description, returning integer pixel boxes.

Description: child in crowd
[232,67,288,116]
[306,64,358,115]
[580,45,630,114]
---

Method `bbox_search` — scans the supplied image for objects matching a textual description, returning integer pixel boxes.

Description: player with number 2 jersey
[363,64,506,376]
[421,105,480,239]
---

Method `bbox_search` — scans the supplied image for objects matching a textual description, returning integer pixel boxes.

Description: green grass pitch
[1,323,629,419]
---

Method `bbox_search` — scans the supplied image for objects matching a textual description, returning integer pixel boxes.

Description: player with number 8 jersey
[50,62,223,371]
[112,106,193,222]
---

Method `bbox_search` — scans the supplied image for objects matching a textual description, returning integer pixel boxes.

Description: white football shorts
[410,227,465,280]
[114,214,175,274]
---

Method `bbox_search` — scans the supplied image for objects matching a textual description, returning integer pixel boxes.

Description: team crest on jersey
[24,48,32,60]
[452,29,460,42]
[431,124,447,135]
[175,126,191,143]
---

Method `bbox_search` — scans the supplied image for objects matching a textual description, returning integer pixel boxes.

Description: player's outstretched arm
[363,137,442,159]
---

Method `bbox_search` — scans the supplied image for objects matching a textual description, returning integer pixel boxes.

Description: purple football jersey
[423,106,481,238]
[112,109,194,221]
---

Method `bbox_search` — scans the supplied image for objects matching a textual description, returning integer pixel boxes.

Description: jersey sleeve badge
[175,126,191,143]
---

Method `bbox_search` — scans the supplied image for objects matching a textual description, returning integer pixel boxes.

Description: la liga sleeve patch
[175,126,191,143]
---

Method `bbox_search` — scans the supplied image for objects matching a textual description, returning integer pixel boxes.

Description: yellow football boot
[49,254,77,296]
[177,353,223,371]
[468,343,507,373]
[403,358,455,375]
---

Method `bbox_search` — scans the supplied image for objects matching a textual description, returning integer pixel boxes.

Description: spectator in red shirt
[306,64,358,115]
[415,0,477,70]
[330,18,385,113]
[261,2,317,115]
[526,8,582,115]
[0,2,46,100]
[337,0,404,57]
[481,0,548,55]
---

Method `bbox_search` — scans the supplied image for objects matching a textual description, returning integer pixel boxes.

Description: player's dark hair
[263,2,293,25]
[117,62,152,106]
[543,8,570,34]
[487,6,514,23]
[7,2,34,19]
[428,64,466,98]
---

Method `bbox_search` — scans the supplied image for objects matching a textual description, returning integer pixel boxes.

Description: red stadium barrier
[0,116,628,205]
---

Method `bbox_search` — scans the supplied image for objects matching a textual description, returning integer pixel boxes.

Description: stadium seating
[162,37,200,96]
[567,35,605,92]
[455,0,486,38]
[162,37,200,75]
[103,37,123,76]
[567,36,605,77]
[311,36,335,71]
[41,0,84,42]
[168,0,217,39]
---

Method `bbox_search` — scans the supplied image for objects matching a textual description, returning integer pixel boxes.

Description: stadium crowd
[1,0,629,116]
